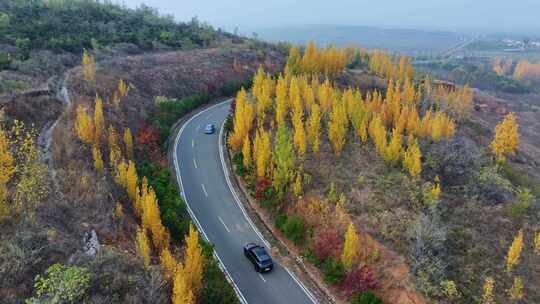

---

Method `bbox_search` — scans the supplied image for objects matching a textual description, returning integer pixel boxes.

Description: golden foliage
[0,126,15,185]
[92,145,104,173]
[369,115,387,156]
[328,95,348,154]
[140,179,169,250]
[490,112,519,163]
[507,276,524,300]
[82,49,95,83]
[75,105,95,144]
[481,276,495,304]
[107,126,121,167]
[307,103,321,153]
[384,128,402,164]
[341,222,359,269]
[506,228,524,273]
[123,128,134,160]
[403,137,422,178]
[228,88,254,151]
[242,135,252,168]
[94,94,105,144]
[160,247,178,280]
[535,231,540,255]
[126,160,138,203]
[136,226,151,268]
[513,59,540,80]
[184,224,204,297]
[173,263,195,304]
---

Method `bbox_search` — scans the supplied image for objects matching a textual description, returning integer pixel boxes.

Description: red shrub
[255,177,272,201]
[339,266,378,298]
[136,124,160,161]
[311,229,342,260]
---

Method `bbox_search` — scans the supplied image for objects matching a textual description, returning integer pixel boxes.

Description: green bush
[200,241,240,304]
[0,52,10,70]
[350,290,382,304]
[26,263,92,304]
[137,162,190,241]
[322,257,345,285]
[275,214,306,245]
[155,93,211,144]
[506,187,535,218]
[1,1,227,53]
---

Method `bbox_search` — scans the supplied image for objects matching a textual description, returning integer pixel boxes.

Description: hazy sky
[122,0,540,33]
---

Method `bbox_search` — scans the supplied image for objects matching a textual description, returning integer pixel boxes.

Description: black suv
[243,243,274,273]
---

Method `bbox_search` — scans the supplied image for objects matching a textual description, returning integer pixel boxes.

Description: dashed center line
[193,158,198,169]
[258,273,266,283]
[192,139,195,148]
[201,183,208,197]
[218,216,231,233]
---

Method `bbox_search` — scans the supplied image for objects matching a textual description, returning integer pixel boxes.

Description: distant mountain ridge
[251,24,467,55]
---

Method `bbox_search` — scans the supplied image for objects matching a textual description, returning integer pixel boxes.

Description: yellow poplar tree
[253,128,271,178]
[136,226,151,268]
[0,126,15,185]
[173,263,195,304]
[506,229,524,273]
[123,128,134,160]
[342,222,359,269]
[118,79,129,98]
[384,128,402,164]
[160,247,177,280]
[287,46,302,74]
[75,105,95,144]
[481,277,495,304]
[126,160,138,203]
[114,160,128,188]
[275,75,289,126]
[490,112,519,163]
[92,145,104,173]
[328,96,348,154]
[293,118,307,157]
[108,126,122,167]
[229,88,254,151]
[94,95,105,144]
[535,231,540,255]
[242,135,252,168]
[507,276,524,300]
[369,115,387,156]
[184,224,204,297]
[82,49,95,83]
[307,103,321,153]
[403,137,422,178]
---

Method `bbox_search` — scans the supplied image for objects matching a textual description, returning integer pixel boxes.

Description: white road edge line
[201,184,208,197]
[258,273,266,283]
[218,216,231,233]
[218,119,271,249]
[173,100,248,304]
[193,158,198,169]
[218,107,318,304]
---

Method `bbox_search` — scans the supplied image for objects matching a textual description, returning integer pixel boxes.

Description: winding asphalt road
[173,99,316,304]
